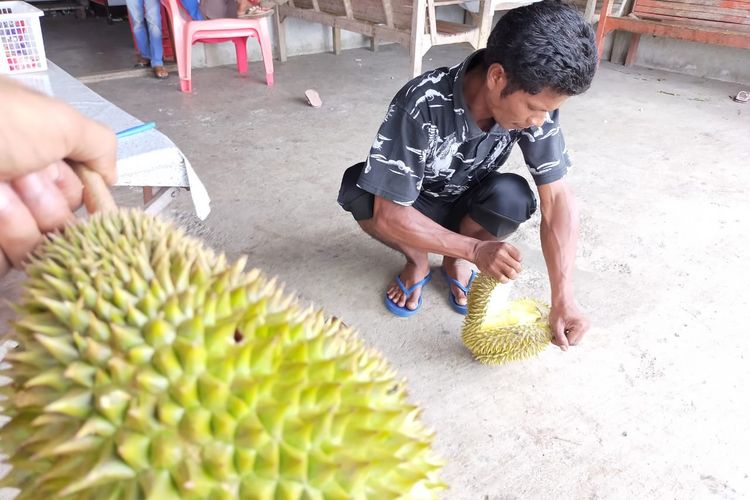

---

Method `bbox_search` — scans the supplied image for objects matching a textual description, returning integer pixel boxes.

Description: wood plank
[381,0,395,26]
[335,16,376,34]
[663,13,750,29]
[342,0,354,18]
[278,4,337,24]
[584,0,598,20]
[391,0,415,30]
[625,32,641,64]
[635,0,750,19]
[637,0,750,11]
[596,0,617,57]
[282,0,412,29]
[350,0,387,24]
[275,6,288,62]
[603,15,750,46]
[650,0,750,9]
[373,24,411,45]
[411,0,427,76]
[317,0,348,15]
[435,19,476,34]
[634,11,750,28]
[631,11,750,30]
[634,4,750,25]
[427,0,439,42]
[333,26,342,54]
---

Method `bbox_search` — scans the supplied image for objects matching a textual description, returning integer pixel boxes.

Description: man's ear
[486,63,508,95]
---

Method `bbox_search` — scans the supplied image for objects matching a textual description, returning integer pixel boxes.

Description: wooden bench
[274,0,494,76]
[595,0,750,65]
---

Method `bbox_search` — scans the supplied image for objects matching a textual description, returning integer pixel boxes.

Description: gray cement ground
[41,16,137,77]
[2,43,749,498]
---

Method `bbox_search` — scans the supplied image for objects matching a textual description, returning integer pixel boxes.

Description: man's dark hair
[484,0,598,96]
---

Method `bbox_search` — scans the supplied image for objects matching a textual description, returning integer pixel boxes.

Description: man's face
[484,64,569,130]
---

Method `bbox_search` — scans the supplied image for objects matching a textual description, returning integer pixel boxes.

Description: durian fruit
[0,210,444,499]
[461,273,552,365]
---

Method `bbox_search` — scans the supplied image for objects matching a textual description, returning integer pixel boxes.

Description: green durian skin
[461,273,553,365]
[0,210,444,500]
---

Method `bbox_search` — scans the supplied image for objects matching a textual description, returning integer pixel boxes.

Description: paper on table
[184,158,211,221]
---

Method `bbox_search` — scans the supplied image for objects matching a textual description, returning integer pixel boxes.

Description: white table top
[9,61,211,219]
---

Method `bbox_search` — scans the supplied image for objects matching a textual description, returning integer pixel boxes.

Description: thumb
[550,317,570,352]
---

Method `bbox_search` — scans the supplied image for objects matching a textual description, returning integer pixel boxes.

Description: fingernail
[46,162,63,182]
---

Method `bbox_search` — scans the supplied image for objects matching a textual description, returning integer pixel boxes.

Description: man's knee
[469,173,537,238]
[126,0,145,22]
[338,162,375,222]
[129,12,145,26]
[144,14,161,31]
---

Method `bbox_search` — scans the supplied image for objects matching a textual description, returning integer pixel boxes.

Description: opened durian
[461,273,552,365]
[0,210,444,499]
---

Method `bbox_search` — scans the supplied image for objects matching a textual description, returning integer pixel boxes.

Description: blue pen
[116,122,156,139]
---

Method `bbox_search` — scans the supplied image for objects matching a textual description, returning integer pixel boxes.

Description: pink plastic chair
[161,0,274,93]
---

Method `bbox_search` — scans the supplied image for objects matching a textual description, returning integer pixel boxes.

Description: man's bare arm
[538,178,590,349]
[371,196,523,281]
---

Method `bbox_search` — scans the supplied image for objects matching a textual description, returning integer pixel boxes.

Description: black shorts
[338,162,537,237]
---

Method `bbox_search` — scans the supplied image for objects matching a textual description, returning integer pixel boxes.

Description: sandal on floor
[305,89,322,108]
[134,57,150,69]
[153,66,169,79]
[442,268,476,315]
[238,5,273,17]
[384,273,432,317]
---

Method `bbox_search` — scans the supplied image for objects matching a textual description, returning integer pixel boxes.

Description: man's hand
[548,301,590,351]
[472,240,523,282]
[0,77,117,278]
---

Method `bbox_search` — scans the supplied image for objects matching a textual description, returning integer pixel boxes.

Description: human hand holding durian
[0,77,117,279]
[0,170,445,499]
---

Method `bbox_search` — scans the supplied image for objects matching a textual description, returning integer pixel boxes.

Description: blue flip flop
[384,273,432,317]
[442,268,477,315]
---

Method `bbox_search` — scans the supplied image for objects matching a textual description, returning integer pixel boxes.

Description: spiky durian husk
[461,273,552,365]
[0,210,444,499]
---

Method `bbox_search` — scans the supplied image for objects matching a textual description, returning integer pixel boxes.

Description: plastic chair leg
[256,22,274,86]
[234,37,249,74]
[179,31,194,93]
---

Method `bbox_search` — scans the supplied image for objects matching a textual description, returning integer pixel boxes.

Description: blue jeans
[180,0,204,19]
[126,0,163,66]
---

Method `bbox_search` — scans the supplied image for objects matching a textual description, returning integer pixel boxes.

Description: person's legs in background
[125,0,152,67]
[143,0,168,79]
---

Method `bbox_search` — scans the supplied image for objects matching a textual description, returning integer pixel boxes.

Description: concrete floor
[41,16,137,77]
[2,43,750,498]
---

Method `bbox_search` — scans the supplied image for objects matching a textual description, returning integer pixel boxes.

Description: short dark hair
[484,0,598,96]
